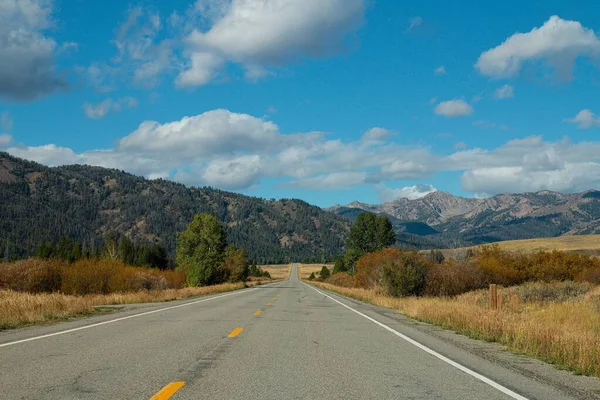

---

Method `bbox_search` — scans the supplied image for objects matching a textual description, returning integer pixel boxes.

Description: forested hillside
[0,153,349,264]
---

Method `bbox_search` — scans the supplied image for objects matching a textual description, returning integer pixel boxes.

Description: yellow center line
[228,327,243,338]
[254,310,261,315]
[272,297,277,301]
[149,381,185,400]
[266,302,272,306]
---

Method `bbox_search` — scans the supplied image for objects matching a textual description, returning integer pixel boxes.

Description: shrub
[332,257,346,274]
[423,258,487,296]
[577,267,600,284]
[382,252,430,297]
[326,272,354,288]
[221,245,249,283]
[516,281,592,303]
[319,266,331,280]
[354,248,401,289]
[0,259,62,293]
[0,258,185,295]
[308,272,316,281]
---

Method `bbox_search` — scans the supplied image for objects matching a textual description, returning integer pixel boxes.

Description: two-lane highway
[1,264,599,399]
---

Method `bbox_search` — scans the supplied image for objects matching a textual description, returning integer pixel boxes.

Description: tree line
[34,234,170,270]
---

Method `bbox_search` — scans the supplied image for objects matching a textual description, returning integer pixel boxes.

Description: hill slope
[331,190,600,248]
[0,153,349,264]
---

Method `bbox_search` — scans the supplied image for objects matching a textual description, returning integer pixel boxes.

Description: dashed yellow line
[254,310,261,316]
[228,327,243,338]
[272,297,277,301]
[149,381,185,400]
[266,302,272,306]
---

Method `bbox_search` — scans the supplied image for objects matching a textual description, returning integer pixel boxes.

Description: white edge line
[1,282,281,349]
[302,282,528,400]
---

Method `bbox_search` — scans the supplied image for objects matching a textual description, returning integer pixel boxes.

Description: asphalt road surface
[1,263,599,399]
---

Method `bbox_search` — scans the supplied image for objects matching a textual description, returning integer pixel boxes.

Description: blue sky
[1,0,600,207]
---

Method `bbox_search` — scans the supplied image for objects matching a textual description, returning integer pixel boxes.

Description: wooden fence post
[489,284,497,310]
[511,294,519,313]
[497,288,503,311]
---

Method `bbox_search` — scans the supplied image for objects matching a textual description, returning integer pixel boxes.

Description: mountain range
[329,190,600,248]
[3,151,600,263]
[0,152,349,264]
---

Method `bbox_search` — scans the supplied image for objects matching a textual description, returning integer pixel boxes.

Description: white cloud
[83,97,138,119]
[0,0,68,101]
[9,108,600,197]
[475,15,600,79]
[362,127,394,141]
[283,172,367,190]
[434,66,446,75]
[454,142,468,150]
[435,99,473,117]
[494,84,514,99]
[376,184,437,202]
[407,16,422,32]
[178,0,365,87]
[1,111,13,131]
[0,134,12,148]
[201,155,262,189]
[565,109,600,129]
[175,52,224,87]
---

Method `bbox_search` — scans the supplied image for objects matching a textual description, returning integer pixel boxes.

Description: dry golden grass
[440,235,600,258]
[309,280,600,377]
[259,264,292,280]
[298,263,333,279]
[0,281,274,330]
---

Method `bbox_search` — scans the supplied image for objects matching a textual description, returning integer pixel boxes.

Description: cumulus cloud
[83,97,138,119]
[177,0,365,87]
[376,184,437,202]
[565,109,600,129]
[201,155,262,189]
[494,84,514,99]
[0,0,68,101]
[434,66,446,75]
[435,99,473,117]
[362,127,395,141]
[9,109,600,197]
[283,172,367,190]
[475,16,600,79]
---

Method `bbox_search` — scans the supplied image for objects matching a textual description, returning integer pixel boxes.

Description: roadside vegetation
[0,213,278,329]
[305,212,600,377]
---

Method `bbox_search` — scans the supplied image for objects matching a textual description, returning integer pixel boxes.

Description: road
[1,263,599,399]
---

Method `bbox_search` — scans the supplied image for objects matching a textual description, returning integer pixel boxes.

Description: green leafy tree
[319,266,331,280]
[222,245,249,282]
[308,272,316,281]
[176,213,227,286]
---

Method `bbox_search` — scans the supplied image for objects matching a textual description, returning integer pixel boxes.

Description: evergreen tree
[319,266,331,280]
[119,237,135,265]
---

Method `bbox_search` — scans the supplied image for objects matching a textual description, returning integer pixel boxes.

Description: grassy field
[309,280,600,377]
[439,234,600,258]
[298,263,333,279]
[0,280,274,330]
[259,264,292,280]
